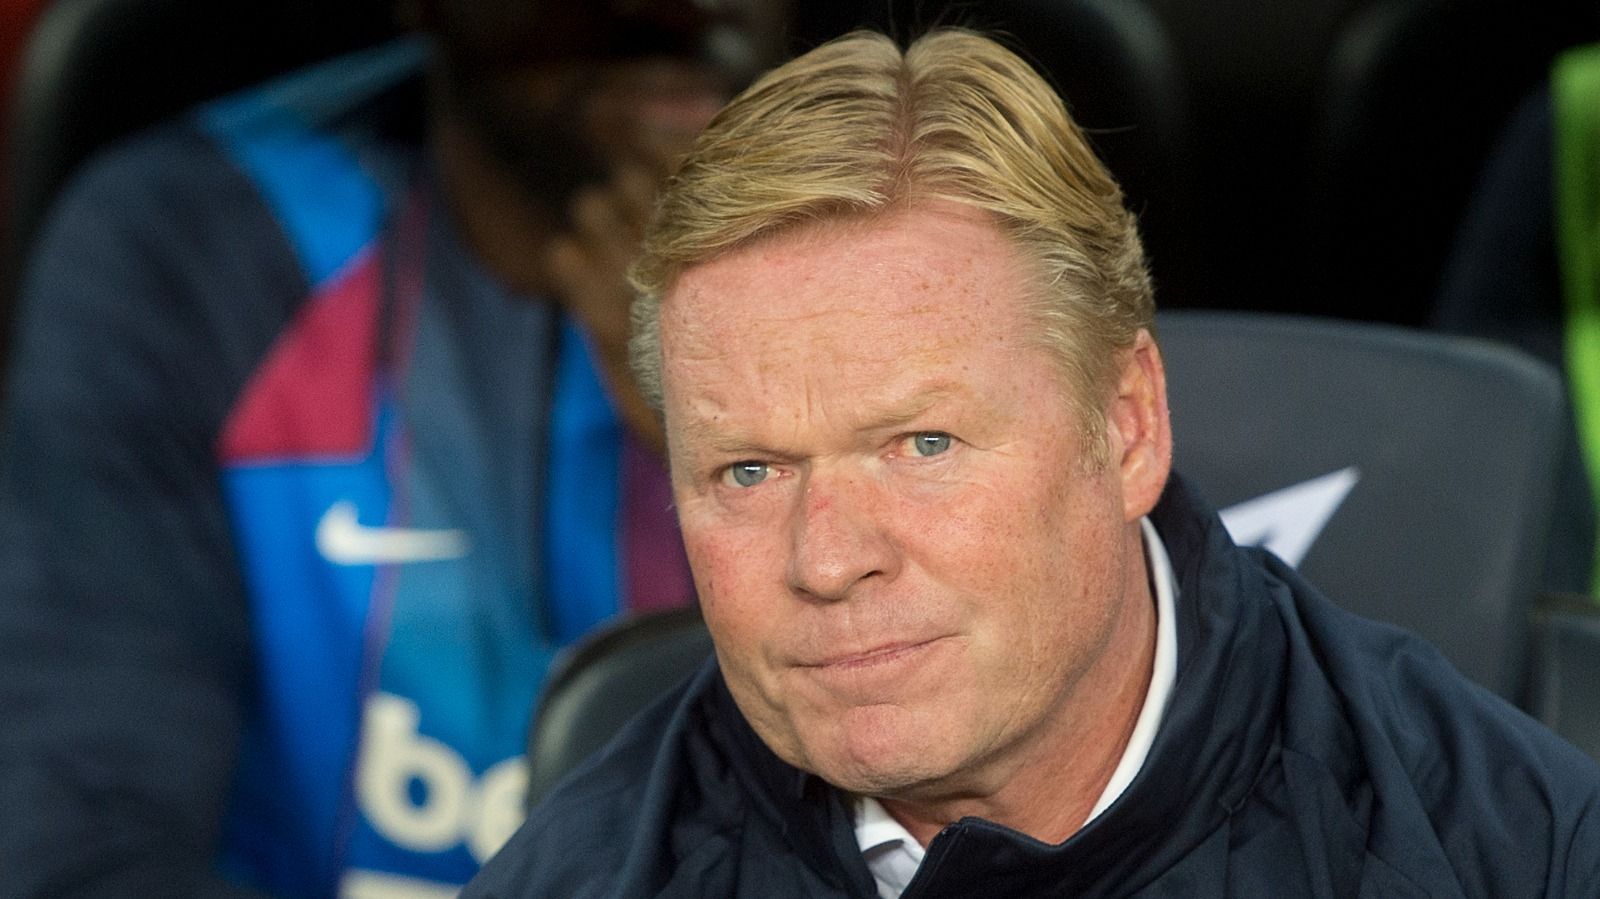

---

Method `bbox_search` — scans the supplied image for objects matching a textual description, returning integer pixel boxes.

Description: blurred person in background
[0,0,790,895]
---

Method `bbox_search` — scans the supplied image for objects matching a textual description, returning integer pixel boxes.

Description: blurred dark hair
[400,0,715,72]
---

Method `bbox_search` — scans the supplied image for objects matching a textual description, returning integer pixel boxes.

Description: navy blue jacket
[466,476,1600,897]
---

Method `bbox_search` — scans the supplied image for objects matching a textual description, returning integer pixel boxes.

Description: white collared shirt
[854,518,1180,899]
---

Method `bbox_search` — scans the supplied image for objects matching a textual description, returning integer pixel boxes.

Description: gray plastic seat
[1159,310,1570,702]
[1527,595,1600,762]
[525,607,713,806]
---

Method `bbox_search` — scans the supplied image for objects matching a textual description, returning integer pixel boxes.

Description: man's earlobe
[1113,329,1173,521]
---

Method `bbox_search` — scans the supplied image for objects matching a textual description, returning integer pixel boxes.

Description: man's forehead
[660,202,1032,344]
[654,200,1069,452]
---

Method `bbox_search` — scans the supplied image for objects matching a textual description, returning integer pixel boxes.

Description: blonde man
[468,29,1600,898]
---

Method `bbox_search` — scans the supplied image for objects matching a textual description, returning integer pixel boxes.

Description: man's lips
[797,637,949,672]
[789,637,954,702]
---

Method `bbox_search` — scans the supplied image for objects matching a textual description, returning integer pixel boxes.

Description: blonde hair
[629,28,1154,463]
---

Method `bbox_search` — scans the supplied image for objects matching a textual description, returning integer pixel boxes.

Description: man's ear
[1107,328,1172,521]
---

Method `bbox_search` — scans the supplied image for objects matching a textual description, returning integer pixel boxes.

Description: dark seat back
[1159,310,1569,700]
[525,607,713,806]
[2,0,395,347]
[1527,595,1600,761]
[1142,0,1579,324]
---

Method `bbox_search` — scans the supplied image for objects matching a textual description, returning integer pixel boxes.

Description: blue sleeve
[0,125,306,897]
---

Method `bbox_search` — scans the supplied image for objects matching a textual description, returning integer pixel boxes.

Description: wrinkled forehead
[664,205,1051,349]
[655,203,1064,416]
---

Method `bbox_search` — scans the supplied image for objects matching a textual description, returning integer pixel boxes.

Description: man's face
[661,201,1163,800]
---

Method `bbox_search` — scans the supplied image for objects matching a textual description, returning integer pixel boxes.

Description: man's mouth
[800,636,950,674]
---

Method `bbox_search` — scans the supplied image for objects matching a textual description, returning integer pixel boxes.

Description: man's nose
[784,466,900,602]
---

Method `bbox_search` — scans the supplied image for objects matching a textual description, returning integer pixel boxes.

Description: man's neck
[879,524,1160,847]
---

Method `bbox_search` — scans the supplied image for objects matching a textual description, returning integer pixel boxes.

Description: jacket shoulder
[1269,556,1600,895]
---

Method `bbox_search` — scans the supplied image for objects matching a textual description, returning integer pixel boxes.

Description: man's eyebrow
[674,381,971,461]
[672,422,794,461]
[700,435,784,457]
[862,382,966,429]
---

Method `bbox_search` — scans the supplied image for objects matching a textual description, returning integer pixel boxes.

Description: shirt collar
[853,516,1180,890]
[1085,516,1179,822]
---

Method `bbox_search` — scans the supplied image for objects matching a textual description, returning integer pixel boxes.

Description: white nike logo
[340,869,457,899]
[1217,467,1360,568]
[315,501,469,566]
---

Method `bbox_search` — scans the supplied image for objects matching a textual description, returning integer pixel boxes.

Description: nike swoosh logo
[1218,466,1360,568]
[340,869,458,899]
[315,501,469,566]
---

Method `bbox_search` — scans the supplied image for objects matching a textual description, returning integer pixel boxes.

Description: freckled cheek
[904,513,1001,589]
[902,474,1099,676]
[680,522,788,667]
[899,478,1048,587]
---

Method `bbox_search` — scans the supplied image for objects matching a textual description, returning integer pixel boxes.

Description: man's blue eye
[727,462,769,487]
[911,433,953,457]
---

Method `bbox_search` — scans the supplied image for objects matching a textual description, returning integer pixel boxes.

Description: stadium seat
[1160,310,1569,702]
[1,0,395,356]
[1142,0,1579,323]
[1527,595,1600,761]
[525,606,712,806]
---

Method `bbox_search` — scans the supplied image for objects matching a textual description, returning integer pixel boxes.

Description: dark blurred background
[3,0,1598,358]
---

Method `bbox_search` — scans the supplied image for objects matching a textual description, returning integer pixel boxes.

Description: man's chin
[802,721,965,798]
[823,763,943,798]
[742,688,966,794]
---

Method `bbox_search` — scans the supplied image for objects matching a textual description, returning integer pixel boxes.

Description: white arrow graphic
[1218,466,1360,568]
